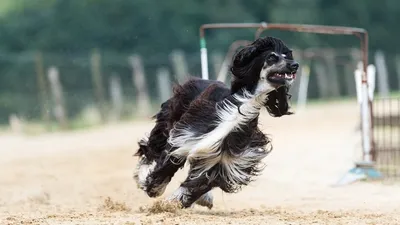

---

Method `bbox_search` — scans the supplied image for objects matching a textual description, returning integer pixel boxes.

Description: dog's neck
[217,87,274,126]
[230,81,278,106]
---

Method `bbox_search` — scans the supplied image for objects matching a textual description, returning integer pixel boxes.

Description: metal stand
[335,162,383,186]
[335,64,382,186]
[198,23,382,186]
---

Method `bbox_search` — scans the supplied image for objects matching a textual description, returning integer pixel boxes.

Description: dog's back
[135,77,230,161]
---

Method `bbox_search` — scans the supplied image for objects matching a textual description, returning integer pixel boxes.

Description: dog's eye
[267,54,279,62]
[284,51,293,59]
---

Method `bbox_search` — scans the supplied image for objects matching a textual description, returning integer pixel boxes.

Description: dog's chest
[170,102,260,152]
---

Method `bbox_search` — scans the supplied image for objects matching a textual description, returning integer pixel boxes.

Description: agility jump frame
[199,22,378,180]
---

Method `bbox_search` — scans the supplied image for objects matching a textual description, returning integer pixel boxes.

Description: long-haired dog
[133,36,299,209]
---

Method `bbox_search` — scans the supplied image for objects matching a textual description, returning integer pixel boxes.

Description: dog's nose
[289,62,299,72]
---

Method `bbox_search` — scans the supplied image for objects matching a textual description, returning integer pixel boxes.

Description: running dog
[133,36,299,209]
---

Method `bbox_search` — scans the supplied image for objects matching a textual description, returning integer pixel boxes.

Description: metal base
[334,161,383,186]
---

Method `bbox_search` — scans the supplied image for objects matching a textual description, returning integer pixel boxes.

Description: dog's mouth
[267,72,296,85]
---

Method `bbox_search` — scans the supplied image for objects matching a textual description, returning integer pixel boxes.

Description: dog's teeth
[285,73,293,79]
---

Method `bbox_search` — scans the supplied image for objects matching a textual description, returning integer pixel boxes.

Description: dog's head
[230,36,299,117]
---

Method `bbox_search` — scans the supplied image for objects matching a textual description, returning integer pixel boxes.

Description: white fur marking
[195,191,213,208]
[168,186,189,202]
[168,82,271,186]
[134,157,156,190]
[168,187,213,208]
[258,62,279,93]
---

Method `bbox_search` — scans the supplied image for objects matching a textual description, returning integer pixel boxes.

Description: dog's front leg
[194,191,214,209]
[167,170,215,209]
[144,153,185,198]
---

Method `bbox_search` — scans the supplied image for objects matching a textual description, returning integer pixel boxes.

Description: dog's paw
[167,187,213,209]
[167,187,191,208]
[195,192,213,209]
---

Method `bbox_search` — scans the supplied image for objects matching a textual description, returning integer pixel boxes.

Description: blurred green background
[0,0,398,131]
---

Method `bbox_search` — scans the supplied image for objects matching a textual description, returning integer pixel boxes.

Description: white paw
[195,191,213,209]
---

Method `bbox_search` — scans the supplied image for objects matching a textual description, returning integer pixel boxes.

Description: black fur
[133,36,298,208]
[230,37,295,117]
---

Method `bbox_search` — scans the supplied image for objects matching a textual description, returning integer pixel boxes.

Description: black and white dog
[133,36,299,209]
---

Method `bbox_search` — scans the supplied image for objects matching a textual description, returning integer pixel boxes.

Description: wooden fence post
[109,73,123,122]
[374,50,390,97]
[395,55,400,90]
[313,60,330,99]
[129,54,151,117]
[325,49,341,98]
[296,64,310,112]
[156,67,172,103]
[344,63,357,97]
[34,51,50,127]
[170,49,189,83]
[90,49,106,122]
[47,66,67,129]
[346,48,362,97]
[290,48,303,102]
[211,51,224,80]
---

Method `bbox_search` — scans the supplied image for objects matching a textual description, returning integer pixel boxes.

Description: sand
[1,101,399,225]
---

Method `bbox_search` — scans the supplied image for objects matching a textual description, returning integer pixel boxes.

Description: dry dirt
[1,101,399,225]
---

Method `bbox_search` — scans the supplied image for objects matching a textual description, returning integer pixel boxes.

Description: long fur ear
[232,45,258,68]
[230,37,290,94]
[264,86,293,117]
[230,43,264,94]
[232,37,284,67]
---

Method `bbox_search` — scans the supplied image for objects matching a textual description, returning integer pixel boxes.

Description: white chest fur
[168,88,271,183]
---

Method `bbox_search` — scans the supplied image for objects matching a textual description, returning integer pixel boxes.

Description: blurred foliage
[0,0,399,124]
[0,0,398,53]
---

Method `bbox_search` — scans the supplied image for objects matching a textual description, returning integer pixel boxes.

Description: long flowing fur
[133,36,298,208]
[168,88,272,192]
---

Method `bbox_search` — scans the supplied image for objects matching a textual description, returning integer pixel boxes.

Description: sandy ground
[1,101,400,225]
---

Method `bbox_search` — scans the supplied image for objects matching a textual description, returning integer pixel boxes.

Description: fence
[0,50,203,131]
[373,96,400,179]
[1,47,400,133]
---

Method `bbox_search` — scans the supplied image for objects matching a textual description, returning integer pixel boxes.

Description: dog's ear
[232,45,258,68]
[264,86,293,117]
[232,37,277,68]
